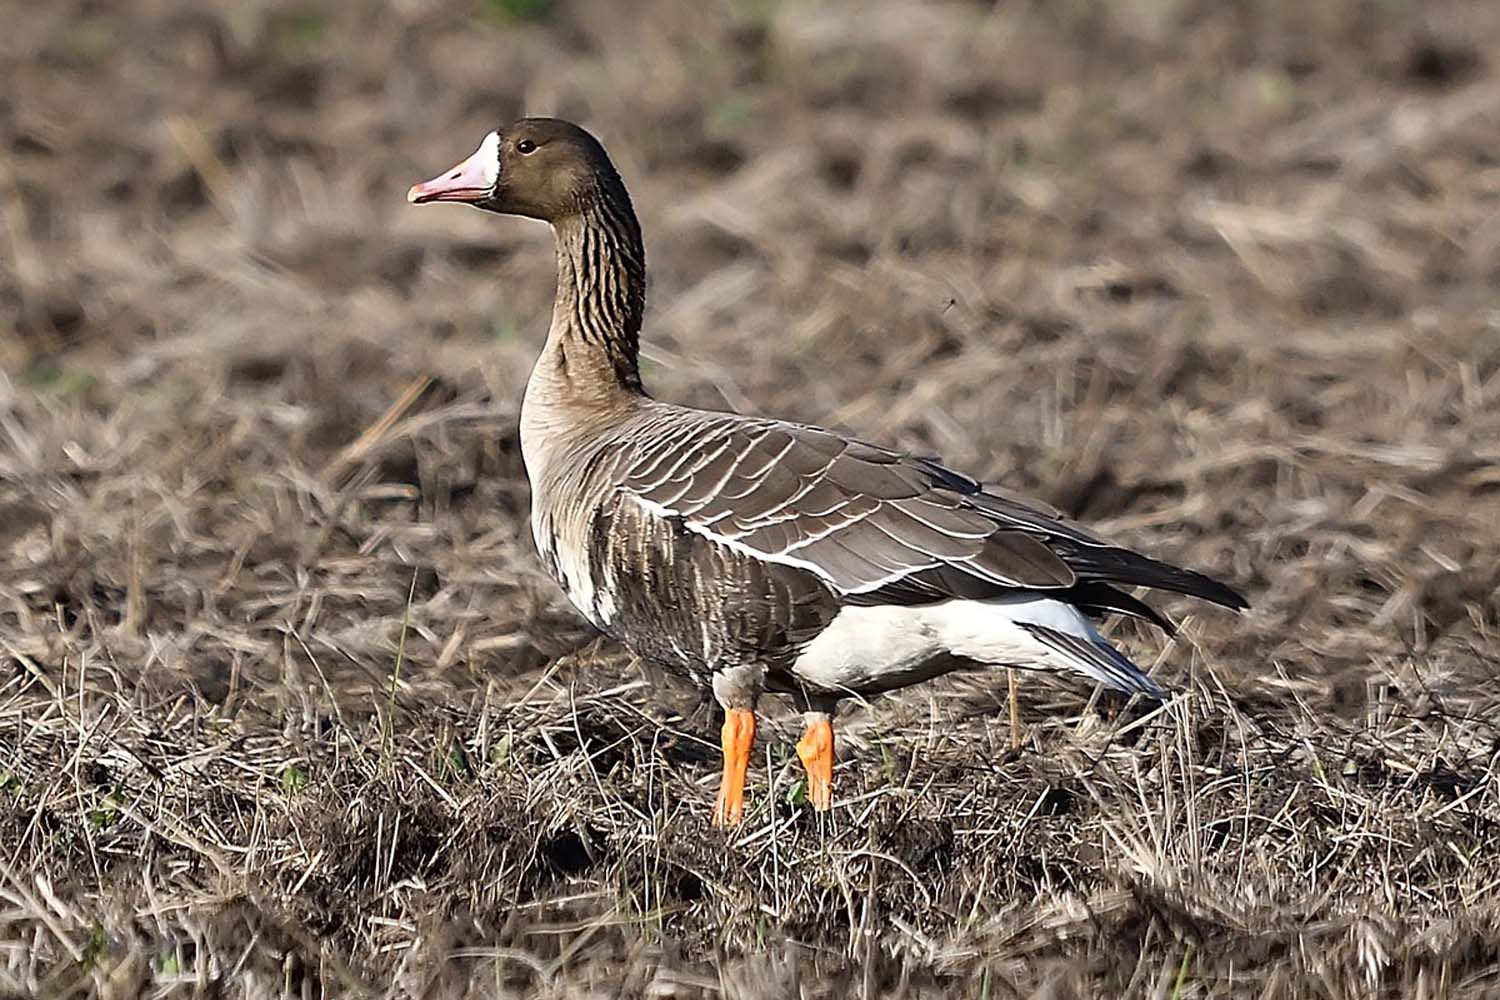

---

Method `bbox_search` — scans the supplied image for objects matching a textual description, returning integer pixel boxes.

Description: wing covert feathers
[620,407,1246,617]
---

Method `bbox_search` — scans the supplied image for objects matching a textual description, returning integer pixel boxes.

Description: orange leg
[795,713,834,812]
[712,708,756,827]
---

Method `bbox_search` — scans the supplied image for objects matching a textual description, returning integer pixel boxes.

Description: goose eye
[516,139,537,155]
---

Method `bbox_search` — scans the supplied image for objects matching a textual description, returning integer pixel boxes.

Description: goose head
[407,118,620,222]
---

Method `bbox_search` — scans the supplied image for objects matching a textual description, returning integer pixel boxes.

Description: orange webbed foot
[795,713,834,812]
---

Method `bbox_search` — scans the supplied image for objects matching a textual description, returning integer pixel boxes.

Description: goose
[408,119,1247,826]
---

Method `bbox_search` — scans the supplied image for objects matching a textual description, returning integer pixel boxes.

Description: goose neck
[545,195,647,396]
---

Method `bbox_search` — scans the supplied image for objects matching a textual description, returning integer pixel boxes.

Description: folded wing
[620,412,1246,620]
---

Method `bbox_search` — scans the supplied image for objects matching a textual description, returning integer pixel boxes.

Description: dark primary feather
[620,407,1247,622]
[1063,581,1179,634]
[1017,623,1167,698]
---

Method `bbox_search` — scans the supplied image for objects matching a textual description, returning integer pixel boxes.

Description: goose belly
[788,596,1128,696]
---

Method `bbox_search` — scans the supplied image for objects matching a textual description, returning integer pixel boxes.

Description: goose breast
[529,433,840,685]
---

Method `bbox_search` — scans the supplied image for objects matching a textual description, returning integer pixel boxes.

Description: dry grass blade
[323,374,437,482]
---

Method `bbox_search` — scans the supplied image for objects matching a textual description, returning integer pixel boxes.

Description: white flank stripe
[626,493,837,584]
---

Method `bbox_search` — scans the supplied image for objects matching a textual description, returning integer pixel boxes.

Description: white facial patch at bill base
[474,131,501,186]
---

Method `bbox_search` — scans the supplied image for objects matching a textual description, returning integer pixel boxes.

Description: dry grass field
[4,0,1500,995]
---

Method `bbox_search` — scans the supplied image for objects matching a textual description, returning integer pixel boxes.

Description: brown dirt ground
[4,0,1500,996]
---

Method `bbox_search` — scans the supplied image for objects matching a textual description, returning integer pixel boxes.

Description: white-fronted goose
[409,119,1247,826]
